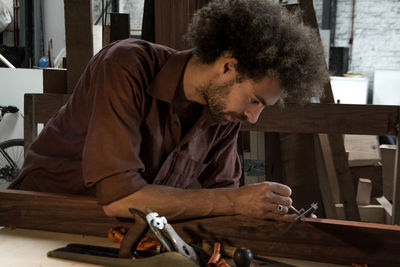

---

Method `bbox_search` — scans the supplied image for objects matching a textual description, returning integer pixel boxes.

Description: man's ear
[222,57,238,74]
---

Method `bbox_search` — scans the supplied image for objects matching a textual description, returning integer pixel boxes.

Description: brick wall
[314,0,400,92]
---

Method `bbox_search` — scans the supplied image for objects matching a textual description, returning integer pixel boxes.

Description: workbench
[0,226,348,267]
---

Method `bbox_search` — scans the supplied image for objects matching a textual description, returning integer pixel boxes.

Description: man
[11,0,328,222]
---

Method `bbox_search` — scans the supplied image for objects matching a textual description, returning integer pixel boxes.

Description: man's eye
[251,99,260,105]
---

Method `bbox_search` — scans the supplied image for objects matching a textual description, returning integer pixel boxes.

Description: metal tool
[289,205,302,215]
[285,202,318,232]
[130,208,201,266]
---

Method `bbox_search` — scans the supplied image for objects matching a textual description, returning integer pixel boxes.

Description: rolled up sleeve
[81,44,151,204]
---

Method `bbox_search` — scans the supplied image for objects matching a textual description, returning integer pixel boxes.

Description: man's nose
[244,105,264,124]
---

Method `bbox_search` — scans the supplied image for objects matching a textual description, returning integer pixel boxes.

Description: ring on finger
[277,204,284,212]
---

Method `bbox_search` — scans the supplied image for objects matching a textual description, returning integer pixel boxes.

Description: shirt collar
[147,49,193,103]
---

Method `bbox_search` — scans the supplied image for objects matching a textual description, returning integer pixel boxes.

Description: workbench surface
[0,226,119,266]
[0,226,348,267]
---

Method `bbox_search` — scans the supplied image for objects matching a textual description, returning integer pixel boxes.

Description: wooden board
[241,103,399,136]
[392,120,400,224]
[64,0,93,93]
[110,13,130,42]
[0,190,130,236]
[1,189,400,266]
[42,68,67,94]
[154,0,197,50]
[24,93,71,150]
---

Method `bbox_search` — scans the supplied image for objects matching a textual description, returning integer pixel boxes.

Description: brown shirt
[12,39,241,205]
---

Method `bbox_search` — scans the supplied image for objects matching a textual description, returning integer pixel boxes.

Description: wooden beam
[64,0,93,93]
[154,0,197,50]
[42,68,67,94]
[110,13,130,42]
[279,133,325,217]
[313,134,338,218]
[376,196,393,224]
[241,103,399,136]
[24,93,71,151]
[296,0,359,221]
[329,133,361,221]
[392,118,400,224]
[0,190,130,236]
[1,190,400,266]
[356,178,372,205]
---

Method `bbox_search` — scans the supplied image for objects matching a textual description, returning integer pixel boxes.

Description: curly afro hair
[187,0,329,104]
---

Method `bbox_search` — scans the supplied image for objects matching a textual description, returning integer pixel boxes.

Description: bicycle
[0,105,24,188]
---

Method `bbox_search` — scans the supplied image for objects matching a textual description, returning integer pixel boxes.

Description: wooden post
[298,0,360,221]
[392,117,400,225]
[314,134,338,218]
[64,0,93,93]
[154,0,197,50]
[110,13,130,42]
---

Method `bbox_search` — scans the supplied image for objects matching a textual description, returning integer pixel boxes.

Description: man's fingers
[268,182,292,197]
[266,191,292,208]
[263,202,289,215]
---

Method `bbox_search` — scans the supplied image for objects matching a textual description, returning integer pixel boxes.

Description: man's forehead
[252,77,283,105]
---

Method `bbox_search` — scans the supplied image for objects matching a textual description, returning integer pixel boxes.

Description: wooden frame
[24,93,71,151]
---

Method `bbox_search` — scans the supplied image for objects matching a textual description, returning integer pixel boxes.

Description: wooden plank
[1,190,400,266]
[177,216,400,266]
[24,93,71,151]
[0,190,129,236]
[318,134,341,203]
[392,120,400,224]
[64,0,93,93]
[335,204,385,224]
[380,144,397,201]
[42,68,67,94]
[350,164,383,198]
[154,0,197,50]
[110,13,130,42]
[376,196,393,224]
[279,133,325,217]
[344,134,381,167]
[313,134,338,218]
[356,178,372,205]
[241,103,400,136]
[23,94,35,152]
[264,132,283,183]
[28,93,71,123]
[328,134,360,221]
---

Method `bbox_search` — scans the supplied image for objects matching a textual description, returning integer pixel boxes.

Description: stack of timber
[1,189,400,266]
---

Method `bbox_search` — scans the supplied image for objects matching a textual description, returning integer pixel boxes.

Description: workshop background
[1,2,400,266]
[0,0,399,222]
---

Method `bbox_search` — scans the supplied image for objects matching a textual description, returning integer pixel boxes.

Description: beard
[196,78,246,124]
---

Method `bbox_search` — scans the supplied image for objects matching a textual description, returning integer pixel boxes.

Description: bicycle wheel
[0,138,24,187]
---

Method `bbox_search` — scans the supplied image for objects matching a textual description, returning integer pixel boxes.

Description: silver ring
[277,204,284,212]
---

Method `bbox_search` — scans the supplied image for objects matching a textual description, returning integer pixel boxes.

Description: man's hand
[232,182,297,222]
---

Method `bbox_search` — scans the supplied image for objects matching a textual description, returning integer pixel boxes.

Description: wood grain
[392,113,400,224]
[0,189,130,236]
[1,189,400,266]
[64,0,93,93]
[154,0,197,50]
[24,93,71,151]
[241,103,399,136]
